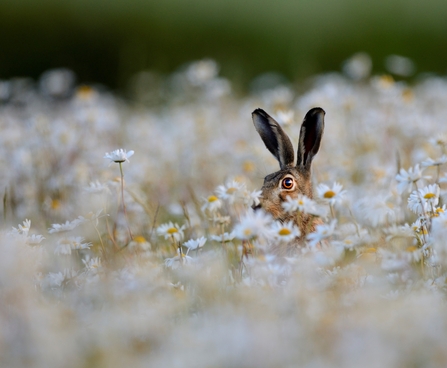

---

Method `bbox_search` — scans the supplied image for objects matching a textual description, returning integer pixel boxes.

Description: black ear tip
[252,108,267,117]
[306,107,326,116]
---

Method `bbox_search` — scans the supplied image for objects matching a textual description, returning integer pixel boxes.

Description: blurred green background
[1,0,447,91]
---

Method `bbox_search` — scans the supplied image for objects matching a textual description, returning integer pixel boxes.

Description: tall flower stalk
[104,149,135,243]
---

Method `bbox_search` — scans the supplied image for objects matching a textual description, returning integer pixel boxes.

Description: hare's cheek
[263,201,284,219]
[279,190,297,202]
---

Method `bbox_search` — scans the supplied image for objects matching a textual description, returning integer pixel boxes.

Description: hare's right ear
[296,107,325,173]
[252,108,295,170]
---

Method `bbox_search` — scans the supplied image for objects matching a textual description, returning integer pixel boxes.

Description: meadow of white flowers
[2,57,447,367]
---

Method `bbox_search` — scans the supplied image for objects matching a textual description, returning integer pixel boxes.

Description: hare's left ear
[296,107,325,172]
[252,108,295,170]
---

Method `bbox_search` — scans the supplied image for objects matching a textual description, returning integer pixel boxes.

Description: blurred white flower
[186,59,219,86]
[83,181,111,194]
[210,232,235,243]
[104,148,134,163]
[54,237,91,255]
[26,234,45,246]
[83,257,102,271]
[54,240,72,255]
[384,224,415,242]
[233,209,272,240]
[306,220,337,248]
[421,155,447,167]
[431,212,447,261]
[215,180,246,204]
[183,236,207,252]
[385,55,415,77]
[355,194,397,227]
[10,219,32,236]
[342,52,372,80]
[276,110,294,126]
[395,164,428,194]
[212,215,231,226]
[271,221,300,242]
[201,195,222,213]
[48,218,85,234]
[380,250,409,272]
[429,134,447,149]
[165,250,194,269]
[47,272,66,287]
[316,182,346,206]
[157,222,186,242]
[18,219,31,235]
[243,189,263,207]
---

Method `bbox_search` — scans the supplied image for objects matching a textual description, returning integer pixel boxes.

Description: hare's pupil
[282,178,293,189]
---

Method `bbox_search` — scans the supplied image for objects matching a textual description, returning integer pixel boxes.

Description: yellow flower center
[406,246,418,252]
[364,247,376,254]
[134,236,147,243]
[243,229,252,236]
[208,195,218,202]
[278,228,291,236]
[436,208,444,213]
[51,199,61,210]
[226,187,237,195]
[167,228,178,234]
[324,190,335,198]
[243,161,255,173]
[379,74,394,88]
[424,193,436,199]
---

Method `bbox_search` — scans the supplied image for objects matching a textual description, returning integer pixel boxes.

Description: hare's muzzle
[252,203,262,211]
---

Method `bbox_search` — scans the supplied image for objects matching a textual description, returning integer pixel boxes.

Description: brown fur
[256,167,322,254]
[252,107,325,255]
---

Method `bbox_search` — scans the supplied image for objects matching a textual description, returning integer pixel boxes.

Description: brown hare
[252,107,325,247]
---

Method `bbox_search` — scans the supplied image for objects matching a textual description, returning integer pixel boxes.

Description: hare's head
[252,108,325,230]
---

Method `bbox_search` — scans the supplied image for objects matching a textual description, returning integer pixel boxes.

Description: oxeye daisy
[103,149,134,164]
[48,218,84,234]
[165,249,194,269]
[18,219,31,235]
[316,182,346,206]
[201,195,222,213]
[10,219,32,236]
[395,164,429,194]
[212,215,231,226]
[306,220,337,248]
[157,222,186,242]
[183,236,207,253]
[419,184,440,207]
[83,257,102,272]
[84,181,111,195]
[233,210,272,240]
[271,221,301,242]
[384,224,415,242]
[243,189,263,207]
[408,184,440,214]
[421,155,447,167]
[54,237,92,255]
[282,194,320,215]
[215,180,246,204]
[210,232,235,243]
[26,234,45,246]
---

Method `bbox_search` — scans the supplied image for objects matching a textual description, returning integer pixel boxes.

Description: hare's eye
[281,177,294,190]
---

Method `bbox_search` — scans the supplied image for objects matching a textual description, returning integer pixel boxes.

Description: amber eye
[281,177,294,190]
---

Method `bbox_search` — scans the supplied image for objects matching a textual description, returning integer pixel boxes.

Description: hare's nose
[252,203,262,211]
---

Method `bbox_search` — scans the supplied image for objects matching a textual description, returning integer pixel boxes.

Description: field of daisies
[2,56,447,367]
